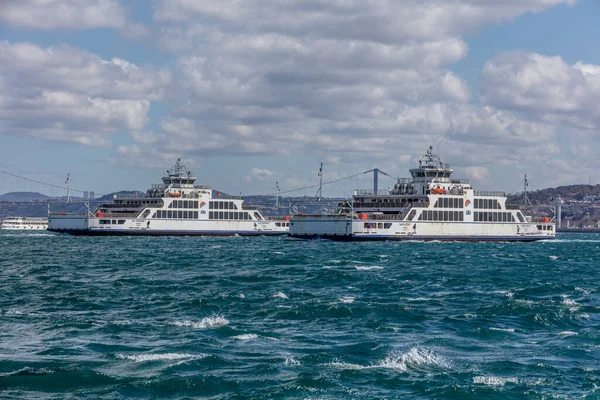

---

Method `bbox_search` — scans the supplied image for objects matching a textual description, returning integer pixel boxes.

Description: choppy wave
[0,367,55,377]
[473,376,520,386]
[173,315,229,329]
[355,266,384,271]
[231,333,258,340]
[329,347,449,372]
[115,353,207,362]
[338,296,355,304]
[2,232,599,398]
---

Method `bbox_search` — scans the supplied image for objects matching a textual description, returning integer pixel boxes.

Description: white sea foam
[273,292,288,299]
[284,356,301,366]
[111,320,132,326]
[339,296,355,304]
[329,347,449,372]
[575,287,592,295]
[473,376,519,386]
[173,315,229,329]
[558,331,578,337]
[239,293,245,299]
[273,251,285,255]
[549,255,559,260]
[232,334,258,340]
[562,296,578,306]
[116,353,206,362]
[489,327,515,333]
[0,367,55,377]
[355,266,384,271]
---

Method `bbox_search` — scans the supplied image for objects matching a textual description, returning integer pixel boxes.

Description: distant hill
[4,186,600,227]
[507,184,600,204]
[0,192,50,202]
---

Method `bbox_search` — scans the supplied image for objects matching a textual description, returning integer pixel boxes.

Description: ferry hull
[289,215,555,242]
[48,214,288,236]
[51,229,286,236]
[289,234,549,242]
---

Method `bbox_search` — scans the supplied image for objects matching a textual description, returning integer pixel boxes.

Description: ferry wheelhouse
[48,160,289,236]
[289,147,555,241]
[0,217,48,230]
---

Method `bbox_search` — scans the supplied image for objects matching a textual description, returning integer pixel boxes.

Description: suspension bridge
[0,166,400,205]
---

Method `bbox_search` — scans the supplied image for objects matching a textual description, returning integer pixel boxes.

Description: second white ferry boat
[0,217,48,230]
[48,160,289,236]
[290,147,555,241]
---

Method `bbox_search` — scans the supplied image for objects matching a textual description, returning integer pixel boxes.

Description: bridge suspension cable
[257,168,397,198]
[0,170,105,197]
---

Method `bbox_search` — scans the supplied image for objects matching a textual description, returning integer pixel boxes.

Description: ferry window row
[275,222,290,227]
[434,197,463,209]
[474,198,501,210]
[537,225,553,231]
[169,200,199,209]
[99,219,126,225]
[474,212,515,222]
[412,171,452,178]
[154,210,199,219]
[364,222,393,229]
[418,210,465,222]
[210,201,238,210]
[209,211,251,220]
[356,198,420,208]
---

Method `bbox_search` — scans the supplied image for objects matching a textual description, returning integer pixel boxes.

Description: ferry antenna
[522,174,532,206]
[315,163,323,201]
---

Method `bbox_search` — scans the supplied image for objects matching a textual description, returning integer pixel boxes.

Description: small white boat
[0,217,48,230]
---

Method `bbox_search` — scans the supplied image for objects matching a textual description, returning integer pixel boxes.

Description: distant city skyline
[1,0,600,198]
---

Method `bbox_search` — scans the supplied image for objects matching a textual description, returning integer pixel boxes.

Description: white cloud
[0,0,149,37]
[154,0,574,42]
[244,168,275,183]
[481,51,600,134]
[134,0,573,174]
[0,41,171,146]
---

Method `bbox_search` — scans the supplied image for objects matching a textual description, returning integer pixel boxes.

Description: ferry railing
[95,212,138,218]
[355,201,428,209]
[354,189,391,196]
[530,217,554,223]
[151,184,211,190]
[213,194,243,200]
[474,191,506,197]
[358,214,404,221]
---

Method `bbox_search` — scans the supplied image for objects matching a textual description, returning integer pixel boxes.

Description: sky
[1,0,600,198]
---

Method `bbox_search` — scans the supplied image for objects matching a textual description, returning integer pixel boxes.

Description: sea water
[1,232,599,399]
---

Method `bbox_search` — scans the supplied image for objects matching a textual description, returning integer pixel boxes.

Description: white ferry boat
[289,147,555,241]
[0,217,48,230]
[48,160,289,236]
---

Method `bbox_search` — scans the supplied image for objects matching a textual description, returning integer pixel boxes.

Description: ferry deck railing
[474,191,506,197]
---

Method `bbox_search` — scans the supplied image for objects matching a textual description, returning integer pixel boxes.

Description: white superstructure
[48,159,289,236]
[290,147,555,242]
[0,217,48,230]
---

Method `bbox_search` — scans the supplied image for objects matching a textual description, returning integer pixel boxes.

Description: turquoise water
[1,232,599,399]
